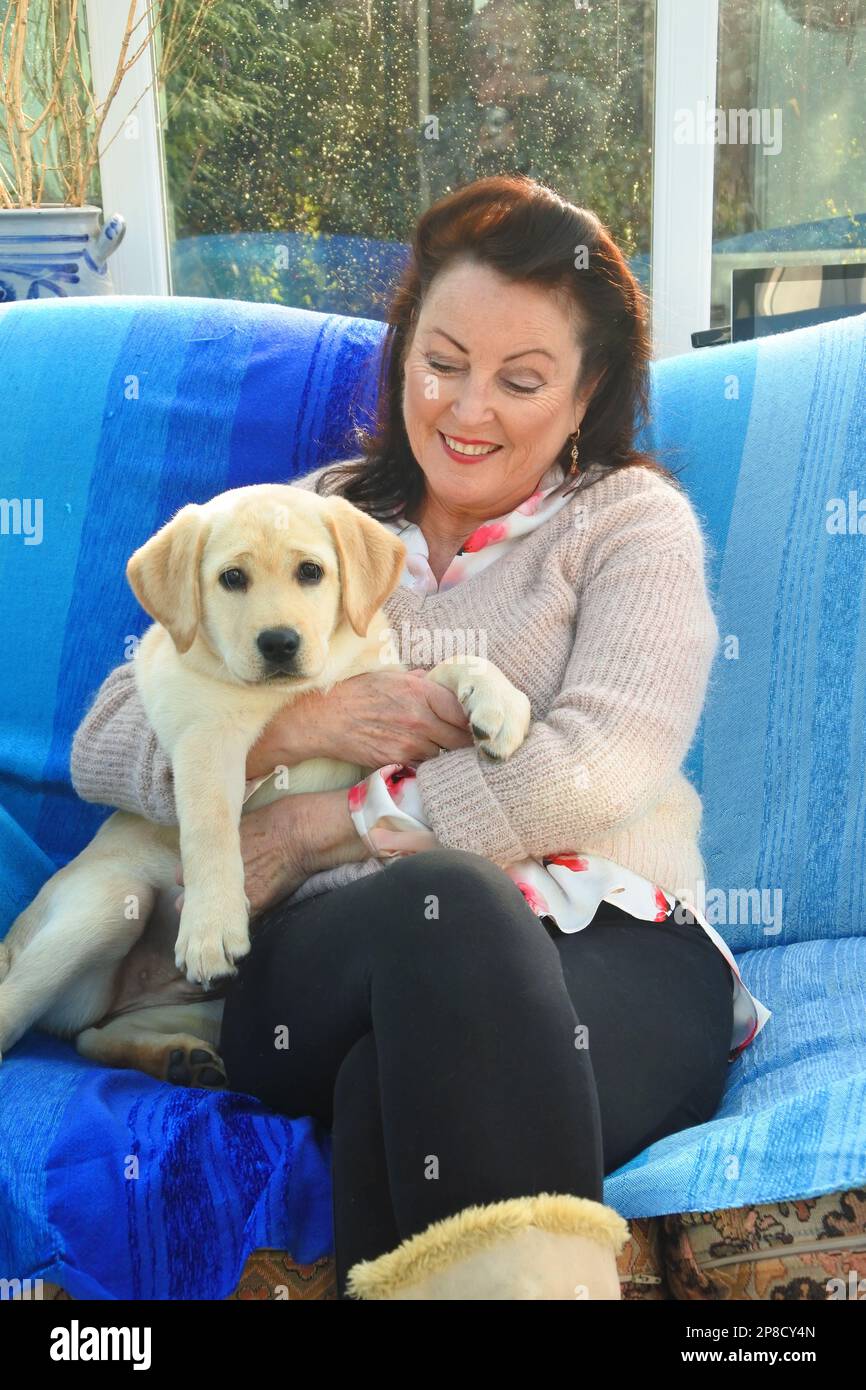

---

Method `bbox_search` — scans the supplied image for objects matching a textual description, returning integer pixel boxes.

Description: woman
[71,175,769,1301]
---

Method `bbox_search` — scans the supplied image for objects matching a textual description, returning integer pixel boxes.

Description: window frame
[652,0,720,358]
[84,0,719,357]
[84,0,171,296]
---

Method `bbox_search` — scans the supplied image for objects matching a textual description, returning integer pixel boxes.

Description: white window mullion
[83,0,171,296]
[652,0,720,360]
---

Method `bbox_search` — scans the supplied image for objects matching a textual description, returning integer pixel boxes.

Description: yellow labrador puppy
[0,483,531,1085]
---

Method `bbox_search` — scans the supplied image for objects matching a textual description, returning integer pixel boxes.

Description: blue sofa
[1,295,864,1300]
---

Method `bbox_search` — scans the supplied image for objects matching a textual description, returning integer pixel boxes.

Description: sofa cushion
[603,936,866,1216]
[639,312,866,952]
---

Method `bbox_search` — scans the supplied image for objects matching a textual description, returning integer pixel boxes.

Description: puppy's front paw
[175,895,251,987]
[427,657,532,761]
[455,667,531,761]
[467,683,532,761]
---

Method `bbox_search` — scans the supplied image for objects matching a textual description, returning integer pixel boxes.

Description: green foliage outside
[159,0,655,313]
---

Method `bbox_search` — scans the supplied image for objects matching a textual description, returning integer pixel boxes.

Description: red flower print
[653,886,671,921]
[516,490,544,516]
[462,522,507,553]
[384,764,417,799]
[544,853,589,872]
[440,559,466,588]
[731,1015,759,1056]
[513,879,550,915]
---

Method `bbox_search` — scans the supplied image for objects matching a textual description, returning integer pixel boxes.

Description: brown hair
[314,173,679,520]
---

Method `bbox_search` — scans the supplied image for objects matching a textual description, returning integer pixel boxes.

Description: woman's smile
[438,429,503,463]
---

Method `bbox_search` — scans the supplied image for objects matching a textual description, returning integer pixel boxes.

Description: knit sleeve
[69,661,178,825]
[412,483,720,865]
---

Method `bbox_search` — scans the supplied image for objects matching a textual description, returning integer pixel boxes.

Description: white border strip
[652,0,720,360]
[83,0,170,295]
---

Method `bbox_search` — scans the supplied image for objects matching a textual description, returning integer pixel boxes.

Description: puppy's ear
[323,496,407,637]
[126,504,210,654]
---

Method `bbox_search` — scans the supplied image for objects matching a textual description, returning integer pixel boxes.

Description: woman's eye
[505,380,542,395]
[298,561,323,583]
[219,567,248,592]
[425,356,540,394]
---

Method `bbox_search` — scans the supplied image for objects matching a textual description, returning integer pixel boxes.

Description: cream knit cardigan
[70,458,720,910]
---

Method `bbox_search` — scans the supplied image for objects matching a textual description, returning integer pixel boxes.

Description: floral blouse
[252,462,771,1061]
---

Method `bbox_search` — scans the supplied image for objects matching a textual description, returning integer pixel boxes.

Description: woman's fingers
[422,674,473,730]
[418,682,475,751]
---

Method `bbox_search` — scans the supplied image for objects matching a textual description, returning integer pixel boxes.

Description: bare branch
[1,0,220,207]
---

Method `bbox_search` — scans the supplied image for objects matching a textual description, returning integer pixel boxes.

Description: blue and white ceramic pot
[0,204,126,301]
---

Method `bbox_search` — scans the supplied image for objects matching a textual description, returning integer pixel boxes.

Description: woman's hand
[175,796,315,919]
[175,786,371,919]
[247,668,476,779]
[246,684,327,780]
[327,669,477,765]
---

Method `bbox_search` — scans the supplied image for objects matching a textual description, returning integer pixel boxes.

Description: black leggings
[218,849,734,1299]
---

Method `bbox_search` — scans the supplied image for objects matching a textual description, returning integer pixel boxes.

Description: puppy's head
[126,484,406,685]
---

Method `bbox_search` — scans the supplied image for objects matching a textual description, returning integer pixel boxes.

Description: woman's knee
[373,848,556,964]
[380,849,524,921]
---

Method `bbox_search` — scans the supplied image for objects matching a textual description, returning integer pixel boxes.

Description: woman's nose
[449,373,495,424]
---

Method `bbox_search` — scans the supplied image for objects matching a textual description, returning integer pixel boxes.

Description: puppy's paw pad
[165,1041,228,1089]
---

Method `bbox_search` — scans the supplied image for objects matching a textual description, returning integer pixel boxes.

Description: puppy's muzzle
[256,626,302,677]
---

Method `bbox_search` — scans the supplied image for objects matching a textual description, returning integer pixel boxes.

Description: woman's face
[402,257,591,522]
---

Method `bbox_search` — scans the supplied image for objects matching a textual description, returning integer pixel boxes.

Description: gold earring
[568,425,581,476]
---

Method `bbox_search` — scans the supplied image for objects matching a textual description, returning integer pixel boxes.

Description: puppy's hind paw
[165,1040,228,1089]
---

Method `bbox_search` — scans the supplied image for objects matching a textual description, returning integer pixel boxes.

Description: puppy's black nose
[256,627,301,664]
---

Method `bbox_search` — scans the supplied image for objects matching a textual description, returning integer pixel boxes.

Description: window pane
[712,0,866,328]
[0,0,97,207]
[161,0,655,318]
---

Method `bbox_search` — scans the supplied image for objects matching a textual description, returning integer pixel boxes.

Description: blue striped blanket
[1,295,864,1297]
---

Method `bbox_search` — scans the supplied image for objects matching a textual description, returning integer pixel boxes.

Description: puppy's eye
[298,561,323,583]
[219,567,248,592]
